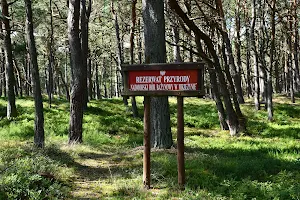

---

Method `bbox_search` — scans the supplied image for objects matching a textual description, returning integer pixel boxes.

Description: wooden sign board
[122,62,205,97]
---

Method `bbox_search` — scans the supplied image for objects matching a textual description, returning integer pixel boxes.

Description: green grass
[0,96,300,199]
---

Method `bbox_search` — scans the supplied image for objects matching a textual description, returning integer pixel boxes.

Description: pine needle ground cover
[0,96,299,199]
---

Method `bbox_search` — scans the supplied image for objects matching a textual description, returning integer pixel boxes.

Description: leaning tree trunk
[143,0,172,148]
[216,0,244,104]
[25,0,45,148]
[1,0,17,119]
[68,0,84,144]
[169,0,240,136]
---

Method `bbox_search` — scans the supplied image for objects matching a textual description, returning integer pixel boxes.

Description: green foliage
[0,146,72,200]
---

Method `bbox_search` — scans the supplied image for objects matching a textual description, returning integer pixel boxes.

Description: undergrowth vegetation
[0,96,299,199]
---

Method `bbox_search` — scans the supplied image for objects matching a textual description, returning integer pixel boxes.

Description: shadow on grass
[152,144,300,199]
[85,106,113,116]
[169,102,220,129]
[247,119,300,139]
[276,103,300,118]
[44,145,142,184]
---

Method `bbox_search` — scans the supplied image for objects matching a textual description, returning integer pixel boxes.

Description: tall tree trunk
[288,21,295,103]
[48,0,54,108]
[293,0,299,92]
[244,4,252,97]
[1,0,17,119]
[25,0,45,148]
[143,0,172,148]
[0,33,4,97]
[250,0,260,110]
[207,64,229,130]
[234,0,244,102]
[81,0,88,109]
[258,0,267,109]
[185,0,193,62]
[68,0,84,144]
[221,44,245,131]
[130,0,139,118]
[111,2,128,105]
[267,0,275,121]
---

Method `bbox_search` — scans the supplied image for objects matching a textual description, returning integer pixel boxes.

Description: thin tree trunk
[234,0,244,102]
[48,0,54,108]
[267,0,275,121]
[250,0,260,110]
[207,64,229,130]
[293,0,299,92]
[87,57,93,100]
[245,7,252,97]
[68,0,84,144]
[81,0,88,109]
[13,56,22,97]
[25,0,45,148]
[58,68,70,100]
[288,32,295,103]
[95,62,100,99]
[111,2,128,105]
[129,0,139,118]
[0,45,4,97]
[1,0,17,118]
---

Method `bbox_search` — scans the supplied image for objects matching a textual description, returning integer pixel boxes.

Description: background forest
[0,0,300,199]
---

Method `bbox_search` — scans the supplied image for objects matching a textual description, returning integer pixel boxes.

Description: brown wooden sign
[122,63,205,97]
[121,62,205,190]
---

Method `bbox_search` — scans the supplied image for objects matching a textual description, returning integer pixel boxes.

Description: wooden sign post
[122,62,205,189]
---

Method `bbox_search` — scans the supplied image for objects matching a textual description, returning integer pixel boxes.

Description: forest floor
[0,95,300,199]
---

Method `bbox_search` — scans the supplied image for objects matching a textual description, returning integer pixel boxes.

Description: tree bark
[95,62,100,99]
[111,2,128,105]
[48,0,54,108]
[235,0,244,100]
[293,0,299,92]
[267,0,275,121]
[68,0,84,144]
[250,0,260,110]
[25,0,45,148]
[143,0,173,148]
[130,0,139,118]
[1,0,17,119]
[81,0,88,109]
[0,41,4,97]
[244,4,252,97]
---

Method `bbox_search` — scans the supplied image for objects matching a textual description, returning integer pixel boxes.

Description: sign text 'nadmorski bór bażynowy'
[128,70,199,92]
